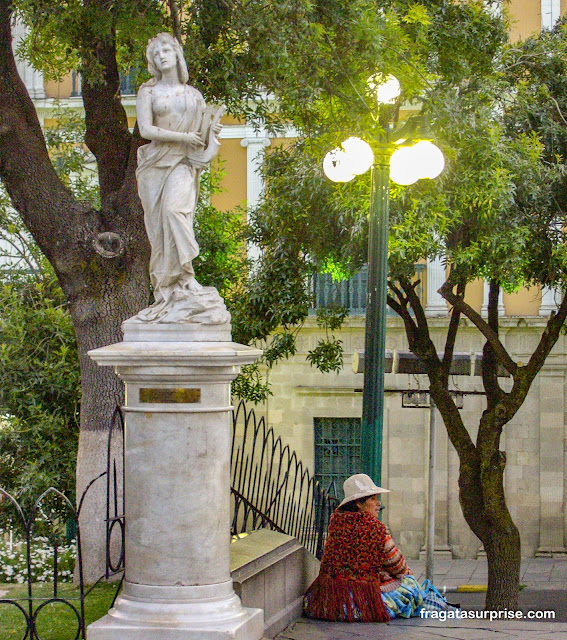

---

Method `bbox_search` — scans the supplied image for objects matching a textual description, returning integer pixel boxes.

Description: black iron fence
[231,401,339,558]
[0,408,124,640]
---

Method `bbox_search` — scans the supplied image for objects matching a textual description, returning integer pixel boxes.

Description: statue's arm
[137,86,200,146]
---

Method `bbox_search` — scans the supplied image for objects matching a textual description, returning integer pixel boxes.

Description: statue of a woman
[133,32,229,324]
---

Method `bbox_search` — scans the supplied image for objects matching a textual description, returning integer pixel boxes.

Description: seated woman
[304,473,452,622]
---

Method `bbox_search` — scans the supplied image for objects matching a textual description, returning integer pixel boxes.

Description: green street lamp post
[362,150,390,485]
[323,76,445,486]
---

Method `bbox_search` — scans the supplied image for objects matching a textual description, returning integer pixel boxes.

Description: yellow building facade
[13,0,567,559]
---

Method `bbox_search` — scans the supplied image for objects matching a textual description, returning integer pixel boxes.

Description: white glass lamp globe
[389,146,421,185]
[341,137,374,175]
[411,140,445,179]
[323,148,356,183]
[368,74,401,105]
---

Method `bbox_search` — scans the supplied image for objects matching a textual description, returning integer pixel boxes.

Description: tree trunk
[455,441,522,610]
[70,269,148,584]
[484,523,521,610]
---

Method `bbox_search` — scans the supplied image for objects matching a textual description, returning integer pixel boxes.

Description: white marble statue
[134,32,229,324]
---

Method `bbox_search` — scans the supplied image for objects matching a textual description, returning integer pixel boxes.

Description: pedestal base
[87,334,264,640]
[87,581,264,640]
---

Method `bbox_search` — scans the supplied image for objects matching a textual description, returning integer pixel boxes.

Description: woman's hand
[185,132,204,148]
[212,123,223,137]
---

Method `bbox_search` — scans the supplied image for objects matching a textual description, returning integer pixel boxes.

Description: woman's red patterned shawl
[304,510,391,622]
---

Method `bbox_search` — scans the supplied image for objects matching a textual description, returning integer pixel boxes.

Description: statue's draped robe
[136,85,206,322]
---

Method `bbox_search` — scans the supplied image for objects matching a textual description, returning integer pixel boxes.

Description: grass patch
[0,581,118,639]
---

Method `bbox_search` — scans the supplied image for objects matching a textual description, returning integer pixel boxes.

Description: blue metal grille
[312,267,368,314]
[312,263,426,315]
[119,68,137,95]
[314,417,361,499]
[70,69,137,97]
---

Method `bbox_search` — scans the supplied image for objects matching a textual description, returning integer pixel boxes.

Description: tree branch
[477,291,567,457]
[394,275,475,459]
[523,292,567,380]
[168,0,183,43]
[387,281,418,344]
[80,0,133,204]
[0,3,81,263]
[400,275,429,336]
[482,280,506,409]
[430,380,476,460]
[0,233,40,277]
[439,281,518,376]
[441,278,464,385]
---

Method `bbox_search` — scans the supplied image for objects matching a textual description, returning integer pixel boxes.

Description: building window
[312,263,426,315]
[71,71,81,97]
[70,68,137,97]
[119,68,137,95]
[541,0,560,30]
[314,417,361,497]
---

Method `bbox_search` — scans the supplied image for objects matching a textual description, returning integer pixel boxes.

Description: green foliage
[0,263,80,509]
[238,3,567,320]
[315,305,349,332]
[10,1,566,402]
[215,1,511,395]
[306,336,344,374]
[193,165,247,296]
[225,1,567,399]
[305,306,348,374]
[0,106,108,505]
[500,22,567,288]
[43,107,100,206]
[184,0,430,132]
[231,363,272,404]
[263,331,298,368]
[15,0,167,82]
[385,25,567,292]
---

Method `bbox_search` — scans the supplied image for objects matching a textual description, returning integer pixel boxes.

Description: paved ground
[275,556,567,640]
[408,556,567,592]
[276,617,567,639]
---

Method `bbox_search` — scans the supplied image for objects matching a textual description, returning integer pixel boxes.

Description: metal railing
[312,263,426,314]
[231,401,339,558]
[0,409,124,639]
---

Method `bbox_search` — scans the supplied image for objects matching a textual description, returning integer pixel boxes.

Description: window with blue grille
[314,417,361,499]
[311,263,426,315]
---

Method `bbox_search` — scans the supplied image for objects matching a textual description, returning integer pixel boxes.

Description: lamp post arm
[373,114,428,147]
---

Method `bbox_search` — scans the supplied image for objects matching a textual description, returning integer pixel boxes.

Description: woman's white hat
[339,473,390,507]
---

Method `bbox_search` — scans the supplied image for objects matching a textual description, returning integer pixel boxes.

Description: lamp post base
[87,581,264,640]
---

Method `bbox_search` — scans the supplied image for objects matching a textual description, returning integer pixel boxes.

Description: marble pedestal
[87,327,264,640]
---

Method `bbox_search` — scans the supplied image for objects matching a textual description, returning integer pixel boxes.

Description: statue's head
[146,32,189,84]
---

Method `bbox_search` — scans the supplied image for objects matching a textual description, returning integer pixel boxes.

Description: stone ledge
[230,530,319,639]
